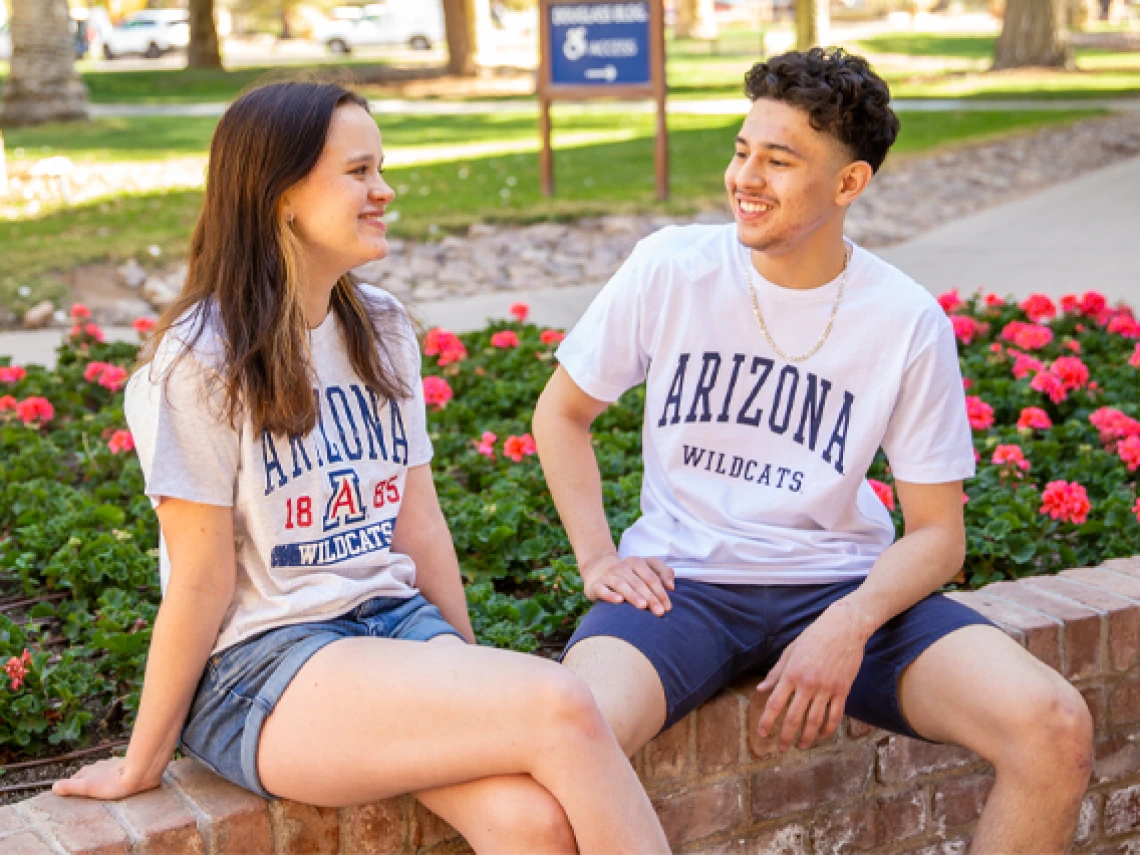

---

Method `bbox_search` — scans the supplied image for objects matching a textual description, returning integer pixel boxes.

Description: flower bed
[0,292,1138,779]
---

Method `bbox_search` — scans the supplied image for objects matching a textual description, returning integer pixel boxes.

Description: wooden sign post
[537,0,668,200]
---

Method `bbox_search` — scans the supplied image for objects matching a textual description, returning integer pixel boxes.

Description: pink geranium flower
[107,429,135,455]
[1020,293,1057,323]
[1000,321,1053,351]
[1078,291,1108,318]
[1030,371,1067,404]
[1017,407,1052,431]
[1040,481,1091,525]
[868,479,895,511]
[509,303,529,323]
[69,303,91,320]
[0,395,17,412]
[69,322,105,343]
[422,376,453,410]
[965,396,994,431]
[1010,351,1044,380]
[540,329,566,345]
[992,444,1031,475]
[0,366,27,384]
[423,328,468,366]
[937,289,963,314]
[951,315,981,346]
[1119,435,1140,472]
[4,650,32,691]
[1048,356,1090,392]
[1090,407,1140,446]
[475,431,497,458]
[84,362,128,392]
[15,397,53,425]
[503,433,537,462]
[1107,313,1140,339]
[490,330,520,349]
[1130,344,1140,369]
[1063,339,1081,354]
[983,293,1005,308]
[133,317,156,336]
[1061,294,1080,314]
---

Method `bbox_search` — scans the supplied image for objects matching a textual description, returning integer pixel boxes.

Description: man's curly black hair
[744,47,900,173]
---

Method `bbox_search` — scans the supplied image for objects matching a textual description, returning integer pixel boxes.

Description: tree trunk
[794,0,828,51]
[676,0,719,40]
[1,0,89,127]
[993,0,1073,69]
[443,0,477,76]
[188,0,222,69]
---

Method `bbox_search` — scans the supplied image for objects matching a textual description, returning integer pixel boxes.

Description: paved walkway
[4,153,1139,368]
[88,96,1140,119]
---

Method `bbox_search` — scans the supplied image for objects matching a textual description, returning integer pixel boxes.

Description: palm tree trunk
[443,0,478,76]
[795,0,828,51]
[1,0,89,127]
[993,0,1074,69]
[188,0,223,69]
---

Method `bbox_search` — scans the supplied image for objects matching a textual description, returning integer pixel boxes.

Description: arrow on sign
[584,64,618,83]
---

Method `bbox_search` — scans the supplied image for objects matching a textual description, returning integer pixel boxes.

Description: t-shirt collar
[743,238,859,306]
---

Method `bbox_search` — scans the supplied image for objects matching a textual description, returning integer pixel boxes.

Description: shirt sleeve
[125,350,241,508]
[880,318,977,484]
[555,239,655,403]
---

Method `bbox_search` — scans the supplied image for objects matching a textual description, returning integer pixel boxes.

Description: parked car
[314,1,444,53]
[0,9,102,61]
[102,9,190,60]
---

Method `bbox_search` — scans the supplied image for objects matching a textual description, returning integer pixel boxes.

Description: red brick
[0,831,57,855]
[680,836,749,855]
[845,718,880,740]
[413,802,460,848]
[947,590,1062,671]
[269,800,338,854]
[932,773,994,829]
[751,746,875,820]
[1082,683,1108,730]
[653,778,745,848]
[1094,726,1140,783]
[747,688,840,763]
[1077,792,1102,847]
[811,802,876,853]
[1024,576,1140,672]
[876,789,927,846]
[987,581,1103,678]
[745,822,810,855]
[697,690,744,776]
[1063,567,1140,603]
[165,758,271,855]
[644,715,692,782]
[20,792,130,855]
[1109,673,1140,726]
[1105,783,1140,835]
[338,799,407,855]
[876,736,977,785]
[112,785,204,855]
[0,805,27,836]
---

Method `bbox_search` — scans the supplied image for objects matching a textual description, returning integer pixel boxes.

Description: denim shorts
[180,593,463,798]
[563,577,995,739]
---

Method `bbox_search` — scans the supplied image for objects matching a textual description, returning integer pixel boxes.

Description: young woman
[53,82,669,855]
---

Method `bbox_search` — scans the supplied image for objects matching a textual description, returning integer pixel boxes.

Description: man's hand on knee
[581,555,675,617]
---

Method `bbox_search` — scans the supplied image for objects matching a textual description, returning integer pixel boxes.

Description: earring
[287,213,295,225]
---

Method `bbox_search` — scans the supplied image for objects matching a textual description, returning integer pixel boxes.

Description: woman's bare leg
[256,637,667,855]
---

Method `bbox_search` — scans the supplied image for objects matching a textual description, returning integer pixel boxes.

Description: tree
[443,0,478,76]
[794,0,828,51]
[0,0,89,127]
[675,0,718,41]
[188,0,223,68]
[993,0,1074,69]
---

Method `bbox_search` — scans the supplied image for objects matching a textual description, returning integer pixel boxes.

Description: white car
[314,2,444,53]
[103,10,189,60]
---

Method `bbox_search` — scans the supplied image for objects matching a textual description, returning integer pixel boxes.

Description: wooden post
[651,0,668,201]
[540,96,554,197]
[0,131,8,199]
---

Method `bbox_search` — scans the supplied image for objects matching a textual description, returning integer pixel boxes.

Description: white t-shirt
[557,224,975,584]
[125,286,432,654]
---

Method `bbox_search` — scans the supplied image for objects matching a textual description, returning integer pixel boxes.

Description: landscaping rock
[22,301,55,329]
[116,259,147,290]
[142,277,180,311]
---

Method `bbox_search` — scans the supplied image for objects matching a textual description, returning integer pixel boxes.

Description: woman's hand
[52,757,163,801]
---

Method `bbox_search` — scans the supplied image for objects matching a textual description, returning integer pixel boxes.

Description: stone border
[4,556,1140,854]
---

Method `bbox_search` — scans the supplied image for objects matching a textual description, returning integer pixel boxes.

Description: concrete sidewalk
[3,154,1138,369]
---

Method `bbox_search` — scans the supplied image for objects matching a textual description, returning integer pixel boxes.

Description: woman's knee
[529,667,609,745]
[464,781,576,855]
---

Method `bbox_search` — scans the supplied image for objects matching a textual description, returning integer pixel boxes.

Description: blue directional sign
[547,1,651,88]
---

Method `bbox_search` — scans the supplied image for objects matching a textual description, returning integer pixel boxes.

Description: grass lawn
[0,106,1102,318]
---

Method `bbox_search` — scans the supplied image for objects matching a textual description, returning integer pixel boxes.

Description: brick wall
[5,556,1140,855]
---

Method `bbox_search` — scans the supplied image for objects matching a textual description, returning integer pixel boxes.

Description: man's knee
[995,678,1093,786]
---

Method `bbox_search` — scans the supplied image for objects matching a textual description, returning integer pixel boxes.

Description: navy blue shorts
[563,577,995,739]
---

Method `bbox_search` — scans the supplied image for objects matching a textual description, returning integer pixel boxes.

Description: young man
[534,48,1093,852]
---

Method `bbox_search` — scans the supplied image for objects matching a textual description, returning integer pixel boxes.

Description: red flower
[540,329,566,345]
[1017,407,1052,431]
[1000,321,1053,351]
[962,377,973,390]
[490,330,520,349]
[509,303,530,323]
[1040,481,1091,525]
[1048,356,1090,392]
[84,362,128,392]
[133,317,156,335]
[69,322,105,343]
[992,444,1031,474]
[108,429,135,455]
[1119,435,1140,472]
[1064,339,1081,354]
[951,315,981,346]
[1130,344,1140,369]
[1020,293,1057,323]
[0,365,27,384]
[1090,407,1140,446]
[989,343,1004,355]
[69,303,91,320]
[1107,313,1140,339]
[15,397,53,425]
[937,289,963,314]
[965,396,994,431]
[1030,371,1067,404]
[423,328,468,366]
[422,376,453,410]
[1061,294,1080,314]
[4,650,31,691]
[1011,351,1044,380]
[868,478,895,511]
[503,433,537,462]
[0,395,17,412]
[1078,291,1108,318]
[983,293,1005,308]
[475,431,497,458]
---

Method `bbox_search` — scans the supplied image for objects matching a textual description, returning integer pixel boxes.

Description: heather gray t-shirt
[125,286,432,655]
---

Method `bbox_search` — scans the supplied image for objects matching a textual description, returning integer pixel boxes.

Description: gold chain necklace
[746,243,852,363]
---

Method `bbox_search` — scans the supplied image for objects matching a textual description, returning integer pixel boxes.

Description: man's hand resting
[581,554,675,617]
[755,598,873,751]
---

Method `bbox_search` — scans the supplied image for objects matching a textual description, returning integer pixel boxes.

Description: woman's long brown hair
[138,81,410,438]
